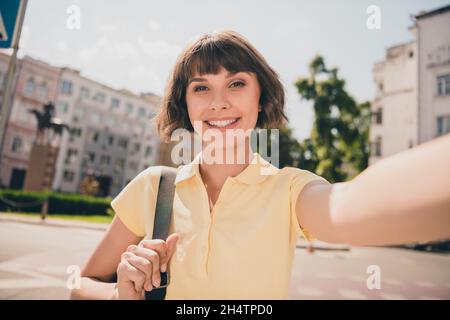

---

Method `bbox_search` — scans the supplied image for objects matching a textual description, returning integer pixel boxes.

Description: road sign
[0,0,24,49]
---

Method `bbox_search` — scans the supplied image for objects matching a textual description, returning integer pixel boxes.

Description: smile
[204,118,240,128]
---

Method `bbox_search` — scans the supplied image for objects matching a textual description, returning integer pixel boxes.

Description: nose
[209,93,231,111]
[209,103,230,111]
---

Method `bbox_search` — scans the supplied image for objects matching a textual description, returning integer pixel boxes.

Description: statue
[28,101,71,146]
[24,101,72,193]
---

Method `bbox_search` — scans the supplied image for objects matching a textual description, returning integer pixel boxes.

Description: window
[436,115,450,136]
[373,108,382,125]
[38,82,48,100]
[70,127,82,138]
[409,51,414,58]
[133,143,141,153]
[378,82,383,92]
[57,101,69,114]
[24,78,35,96]
[60,80,73,95]
[108,135,114,146]
[88,152,96,163]
[138,107,146,117]
[73,107,85,122]
[11,136,22,153]
[110,98,120,110]
[91,131,99,143]
[118,138,128,149]
[145,146,152,157]
[100,155,111,166]
[125,103,133,114]
[106,116,116,128]
[115,158,125,170]
[129,161,138,170]
[90,112,100,124]
[437,74,450,96]
[80,86,90,99]
[65,148,78,164]
[373,136,382,157]
[93,92,105,103]
[63,170,75,182]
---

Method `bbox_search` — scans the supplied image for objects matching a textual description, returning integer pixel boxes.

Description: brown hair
[154,30,288,142]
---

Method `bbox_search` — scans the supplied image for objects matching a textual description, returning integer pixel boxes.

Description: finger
[119,255,147,293]
[164,233,180,270]
[129,246,161,288]
[138,240,167,268]
[123,252,154,291]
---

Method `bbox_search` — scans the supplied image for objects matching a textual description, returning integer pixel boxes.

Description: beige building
[416,6,450,143]
[370,5,450,165]
[371,41,418,165]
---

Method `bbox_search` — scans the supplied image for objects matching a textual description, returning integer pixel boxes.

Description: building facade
[0,55,60,189]
[370,41,418,165]
[370,5,450,165]
[0,53,161,197]
[416,6,450,143]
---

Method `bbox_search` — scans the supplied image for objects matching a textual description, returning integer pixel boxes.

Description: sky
[16,0,450,140]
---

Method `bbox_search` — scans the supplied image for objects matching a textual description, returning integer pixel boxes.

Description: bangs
[183,38,259,83]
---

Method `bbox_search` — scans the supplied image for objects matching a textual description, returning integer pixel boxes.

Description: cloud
[147,19,161,31]
[99,24,117,32]
[56,40,69,53]
[113,41,140,59]
[79,36,110,60]
[137,36,181,59]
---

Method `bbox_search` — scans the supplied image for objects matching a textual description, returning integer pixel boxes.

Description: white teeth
[206,118,239,127]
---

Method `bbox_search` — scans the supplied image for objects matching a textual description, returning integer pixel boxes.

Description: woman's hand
[115,233,180,300]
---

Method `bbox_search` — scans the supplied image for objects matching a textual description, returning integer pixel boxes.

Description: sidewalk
[296,239,351,251]
[0,212,351,251]
[0,212,110,231]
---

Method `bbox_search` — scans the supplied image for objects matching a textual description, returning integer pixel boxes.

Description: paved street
[0,220,449,299]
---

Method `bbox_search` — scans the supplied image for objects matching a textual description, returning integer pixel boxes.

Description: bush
[0,188,113,216]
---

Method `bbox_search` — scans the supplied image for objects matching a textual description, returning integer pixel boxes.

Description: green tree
[294,55,371,182]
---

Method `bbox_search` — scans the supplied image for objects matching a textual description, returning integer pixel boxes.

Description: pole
[0,0,28,187]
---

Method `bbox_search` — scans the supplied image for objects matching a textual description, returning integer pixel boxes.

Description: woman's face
[185,66,261,146]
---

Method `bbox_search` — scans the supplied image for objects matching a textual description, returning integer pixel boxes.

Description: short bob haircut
[155,30,288,143]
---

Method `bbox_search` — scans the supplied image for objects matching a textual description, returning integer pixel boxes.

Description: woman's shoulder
[123,166,179,196]
[278,166,320,178]
[276,166,329,185]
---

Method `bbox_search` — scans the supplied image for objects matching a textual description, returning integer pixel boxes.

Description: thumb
[161,233,179,272]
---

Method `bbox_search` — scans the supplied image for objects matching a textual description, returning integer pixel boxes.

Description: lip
[204,117,241,130]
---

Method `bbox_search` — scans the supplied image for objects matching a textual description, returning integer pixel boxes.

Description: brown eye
[193,85,208,92]
[230,81,245,88]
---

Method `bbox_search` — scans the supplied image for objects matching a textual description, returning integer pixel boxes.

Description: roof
[415,4,450,20]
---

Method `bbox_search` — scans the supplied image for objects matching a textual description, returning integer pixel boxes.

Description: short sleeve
[110,167,161,237]
[289,169,329,242]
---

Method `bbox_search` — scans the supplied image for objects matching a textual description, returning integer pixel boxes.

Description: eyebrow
[188,71,247,85]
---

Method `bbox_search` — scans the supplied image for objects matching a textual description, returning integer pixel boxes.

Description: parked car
[404,240,450,252]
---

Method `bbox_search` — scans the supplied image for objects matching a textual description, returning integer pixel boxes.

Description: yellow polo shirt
[111,152,328,299]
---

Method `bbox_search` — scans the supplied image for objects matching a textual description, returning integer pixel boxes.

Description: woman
[71,30,450,300]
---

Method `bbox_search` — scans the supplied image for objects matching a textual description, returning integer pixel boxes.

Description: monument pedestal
[24,143,59,192]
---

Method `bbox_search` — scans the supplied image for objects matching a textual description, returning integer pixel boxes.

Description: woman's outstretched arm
[296,133,450,246]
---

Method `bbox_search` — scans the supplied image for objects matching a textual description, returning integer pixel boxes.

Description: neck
[198,138,255,189]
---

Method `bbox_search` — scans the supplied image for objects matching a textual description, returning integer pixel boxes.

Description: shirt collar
[174,151,279,186]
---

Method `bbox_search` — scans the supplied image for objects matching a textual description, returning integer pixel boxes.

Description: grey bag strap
[151,166,177,240]
[144,166,177,300]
